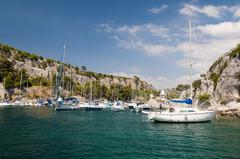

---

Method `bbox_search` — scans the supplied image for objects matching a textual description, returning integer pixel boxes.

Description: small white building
[160,89,166,99]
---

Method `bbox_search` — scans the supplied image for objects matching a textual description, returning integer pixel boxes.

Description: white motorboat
[132,103,143,113]
[148,107,215,123]
[141,104,151,110]
[128,102,137,109]
[132,106,142,113]
[84,102,104,111]
[111,101,124,111]
[55,97,80,110]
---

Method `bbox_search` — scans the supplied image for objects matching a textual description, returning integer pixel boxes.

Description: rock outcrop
[193,44,240,111]
[0,43,154,101]
[0,44,153,90]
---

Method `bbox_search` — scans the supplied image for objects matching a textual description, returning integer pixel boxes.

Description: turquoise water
[0,107,240,159]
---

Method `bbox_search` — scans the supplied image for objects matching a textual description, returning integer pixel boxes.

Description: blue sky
[1,0,240,89]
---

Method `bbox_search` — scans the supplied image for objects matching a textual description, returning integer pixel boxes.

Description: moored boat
[0,100,12,107]
[84,102,104,111]
[148,106,215,123]
[111,101,124,111]
[128,102,137,109]
[55,105,75,111]
[147,20,215,123]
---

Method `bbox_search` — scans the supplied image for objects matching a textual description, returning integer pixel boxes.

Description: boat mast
[3,76,5,99]
[188,19,193,98]
[40,73,42,98]
[90,76,93,102]
[20,70,22,95]
[62,42,66,97]
[26,80,28,97]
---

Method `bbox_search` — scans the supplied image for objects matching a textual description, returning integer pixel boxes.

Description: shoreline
[1,103,240,120]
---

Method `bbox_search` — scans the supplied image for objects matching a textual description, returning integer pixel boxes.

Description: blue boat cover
[170,98,192,105]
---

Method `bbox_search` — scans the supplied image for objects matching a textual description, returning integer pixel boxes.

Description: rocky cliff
[0,43,155,100]
[193,44,240,111]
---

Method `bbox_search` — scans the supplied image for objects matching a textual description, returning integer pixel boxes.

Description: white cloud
[229,5,240,17]
[179,4,240,19]
[173,21,240,71]
[99,20,240,73]
[113,36,176,56]
[176,38,240,72]
[196,21,240,38]
[98,23,176,56]
[97,24,113,33]
[98,11,240,88]
[147,5,168,14]
[117,25,141,35]
[105,23,170,38]
[179,4,228,18]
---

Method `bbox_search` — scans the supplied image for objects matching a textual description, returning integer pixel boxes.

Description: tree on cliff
[0,55,15,82]
[4,72,15,89]
[80,66,87,71]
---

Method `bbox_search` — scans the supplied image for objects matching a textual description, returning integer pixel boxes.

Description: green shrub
[4,72,15,89]
[209,57,222,72]
[46,58,55,66]
[192,79,201,89]
[236,98,240,103]
[167,91,179,99]
[29,54,39,61]
[176,84,190,91]
[219,61,228,75]
[80,66,87,71]
[0,44,11,53]
[30,76,50,87]
[229,44,240,59]
[0,44,14,57]
[210,73,220,89]
[0,55,15,82]
[198,93,210,102]
[40,61,48,69]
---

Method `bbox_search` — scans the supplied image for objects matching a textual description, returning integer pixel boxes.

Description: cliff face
[193,44,240,107]
[0,44,153,92]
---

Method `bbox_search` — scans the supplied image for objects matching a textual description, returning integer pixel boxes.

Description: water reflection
[0,106,54,122]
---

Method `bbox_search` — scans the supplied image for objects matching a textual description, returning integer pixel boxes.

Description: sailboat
[84,76,104,111]
[148,20,215,123]
[55,43,78,111]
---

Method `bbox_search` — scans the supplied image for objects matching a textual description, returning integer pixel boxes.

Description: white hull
[0,102,12,107]
[112,101,124,111]
[148,111,215,123]
[132,106,142,113]
[111,106,124,111]
[142,110,153,115]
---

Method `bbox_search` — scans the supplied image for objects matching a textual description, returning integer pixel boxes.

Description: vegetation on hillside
[229,44,240,59]
[0,43,156,101]
[192,79,201,90]
[198,93,210,102]
[176,84,190,91]
[210,73,220,90]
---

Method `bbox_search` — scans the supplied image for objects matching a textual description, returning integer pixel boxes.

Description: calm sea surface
[0,107,240,159]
